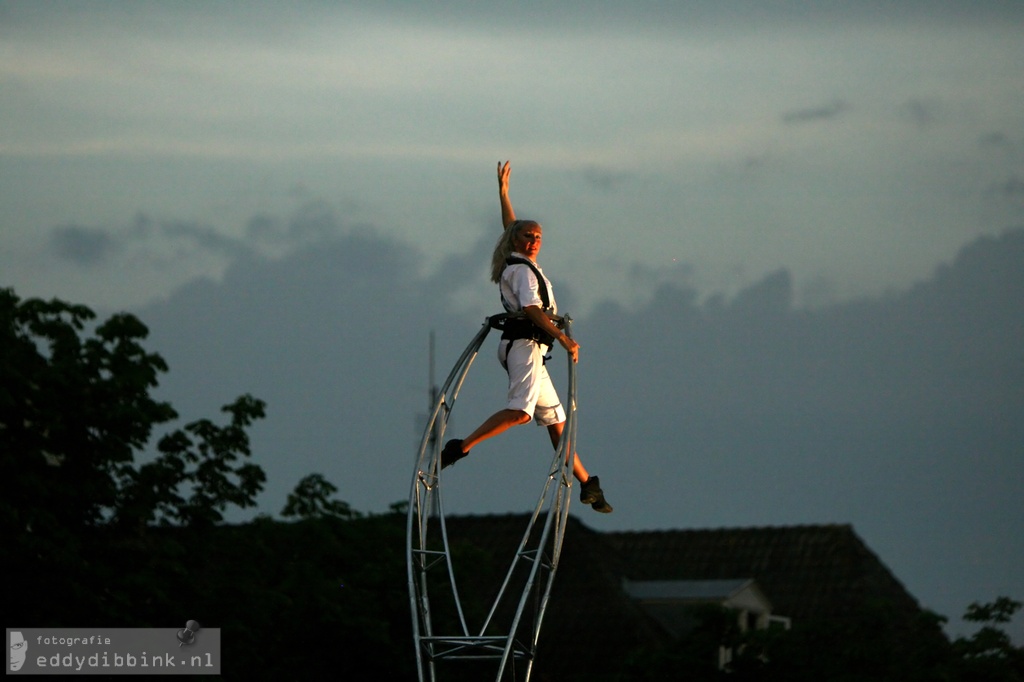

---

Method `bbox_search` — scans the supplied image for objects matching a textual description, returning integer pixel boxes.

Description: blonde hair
[489,220,540,283]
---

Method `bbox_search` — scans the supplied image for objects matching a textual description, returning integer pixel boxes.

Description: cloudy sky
[3,1,1022,643]
[4,0,1023,311]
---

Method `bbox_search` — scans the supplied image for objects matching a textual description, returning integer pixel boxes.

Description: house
[622,577,789,669]
[621,577,789,637]
[437,514,947,681]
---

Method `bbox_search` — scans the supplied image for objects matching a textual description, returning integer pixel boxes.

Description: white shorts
[498,339,566,427]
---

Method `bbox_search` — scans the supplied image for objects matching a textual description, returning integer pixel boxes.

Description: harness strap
[503,255,551,311]
[499,257,555,348]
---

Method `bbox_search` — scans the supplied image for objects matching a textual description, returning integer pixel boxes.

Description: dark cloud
[781,99,850,125]
[623,260,696,295]
[797,273,839,309]
[136,225,1024,643]
[244,213,282,242]
[47,200,352,274]
[240,199,347,248]
[50,225,116,266]
[424,231,495,298]
[286,199,343,241]
[724,268,792,315]
[50,214,250,266]
[160,220,254,260]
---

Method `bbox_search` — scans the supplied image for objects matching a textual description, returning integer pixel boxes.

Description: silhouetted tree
[282,472,360,520]
[953,597,1024,682]
[1,288,267,622]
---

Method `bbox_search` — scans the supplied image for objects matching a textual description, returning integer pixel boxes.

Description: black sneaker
[579,476,613,513]
[441,439,469,469]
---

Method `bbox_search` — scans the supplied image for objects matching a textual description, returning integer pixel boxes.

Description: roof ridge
[605,522,856,537]
[443,513,856,535]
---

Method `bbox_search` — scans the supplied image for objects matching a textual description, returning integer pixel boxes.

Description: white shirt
[500,252,557,315]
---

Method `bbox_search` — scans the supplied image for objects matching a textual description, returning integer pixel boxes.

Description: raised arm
[498,160,515,229]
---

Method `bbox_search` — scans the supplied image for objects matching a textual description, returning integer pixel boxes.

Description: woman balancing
[441,161,613,513]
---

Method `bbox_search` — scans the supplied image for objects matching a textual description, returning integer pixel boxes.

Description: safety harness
[498,255,556,348]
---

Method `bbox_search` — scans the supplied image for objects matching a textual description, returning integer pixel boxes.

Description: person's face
[514,223,543,261]
[10,631,27,672]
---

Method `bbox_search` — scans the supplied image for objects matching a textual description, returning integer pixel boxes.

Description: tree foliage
[1,287,266,533]
[282,472,360,520]
[1,288,269,624]
[953,597,1024,682]
[121,393,268,528]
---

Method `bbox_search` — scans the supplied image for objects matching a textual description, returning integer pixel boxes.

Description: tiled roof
[605,522,922,623]
[622,578,763,604]
[431,513,936,680]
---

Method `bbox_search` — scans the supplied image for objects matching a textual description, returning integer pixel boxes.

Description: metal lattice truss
[406,314,578,682]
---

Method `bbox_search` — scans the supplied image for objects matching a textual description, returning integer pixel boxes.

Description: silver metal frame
[407,314,578,682]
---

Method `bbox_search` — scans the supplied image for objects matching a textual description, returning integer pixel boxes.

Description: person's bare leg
[546,421,589,482]
[548,421,612,512]
[460,409,531,453]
